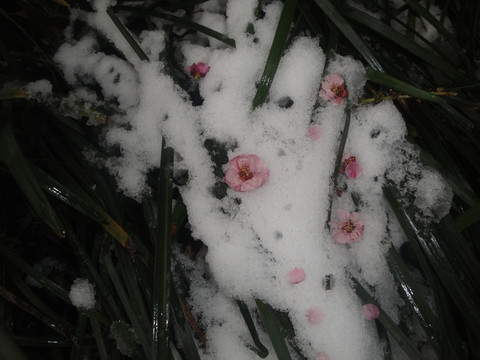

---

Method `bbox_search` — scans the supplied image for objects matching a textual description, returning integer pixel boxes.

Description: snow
[51,0,453,358]
[69,278,96,310]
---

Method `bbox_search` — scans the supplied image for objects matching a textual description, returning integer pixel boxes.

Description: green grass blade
[152,145,174,360]
[342,5,467,81]
[455,202,480,230]
[255,299,292,360]
[366,67,445,103]
[115,242,151,336]
[68,232,125,321]
[69,314,88,360]
[236,300,269,358]
[0,121,66,238]
[116,6,236,48]
[0,244,70,303]
[10,271,75,334]
[326,106,351,228]
[350,277,425,360]
[33,167,133,249]
[104,251,152,358]
[403,0,475,76]
[106,7,149,61]
[386,247,439,351]
[311,0,383,72]
[252,0,298,109]
[88,311,109,360]
[170,284,202,360]
[0,284,72,339]
[384,186,480,341]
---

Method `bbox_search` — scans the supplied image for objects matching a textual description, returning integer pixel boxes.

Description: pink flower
[306,307,325,324]
[287,268,306,284]
[330,210,364,244]
[340,154,362,179]
[308,125,322,140]
[361,304,380,320]
[315,353,329,360]
[224,154,269,192]
[320,73,348,104]
[187,62,210,79]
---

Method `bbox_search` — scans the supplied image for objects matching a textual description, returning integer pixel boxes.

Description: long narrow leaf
[326,106,351,228]
[252,0,298,108]
[256,299,292,360]
[104,251,152,358]
[384,186,480,340]
[236,300,269,358]
[366,67,446,103]
[0,121,65,237]
[170,283,202,360]
[0,243,70,303]
[350,277,425,360]
[88,311,109,360]
[106,7,149,61]
[152,145,174,360]
[311,0,383,72]
[115,6,236,48]
[342,5,467,81]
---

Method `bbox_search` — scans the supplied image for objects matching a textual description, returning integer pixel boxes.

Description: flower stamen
[239,166,253,181]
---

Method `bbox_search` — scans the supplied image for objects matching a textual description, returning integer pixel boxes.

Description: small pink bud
[306,307,325,325]
[287,268,306,284]
[308,125,322,140]
[187,62,210,79]
[224,154,269,192]
[361,304,379,320]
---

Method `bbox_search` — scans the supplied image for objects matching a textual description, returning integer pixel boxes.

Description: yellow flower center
[239,166,253,181]
[342,220,355,234]
[332,85,344,97]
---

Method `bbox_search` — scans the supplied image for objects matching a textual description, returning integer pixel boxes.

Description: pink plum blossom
[308,125,322,140]
[330,210,364,244]
[224,154,269,192]
[306,307,325,324]
[320,73,348,104]
[315,353,329,360]
[187,62,210,79]
[340,153,362,179]
[361,304,380,320]
[287,268,306,284]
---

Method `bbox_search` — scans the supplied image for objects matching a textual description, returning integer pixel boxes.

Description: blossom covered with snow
[361,304,380,320]
[306,307,325,324]
[308,125,322,140]
[320,73,348,104]
[330,210,364,244]
[187,62,210,79]
[223,154,269,192]
[287,267,306,284]
[69,278,95,310]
